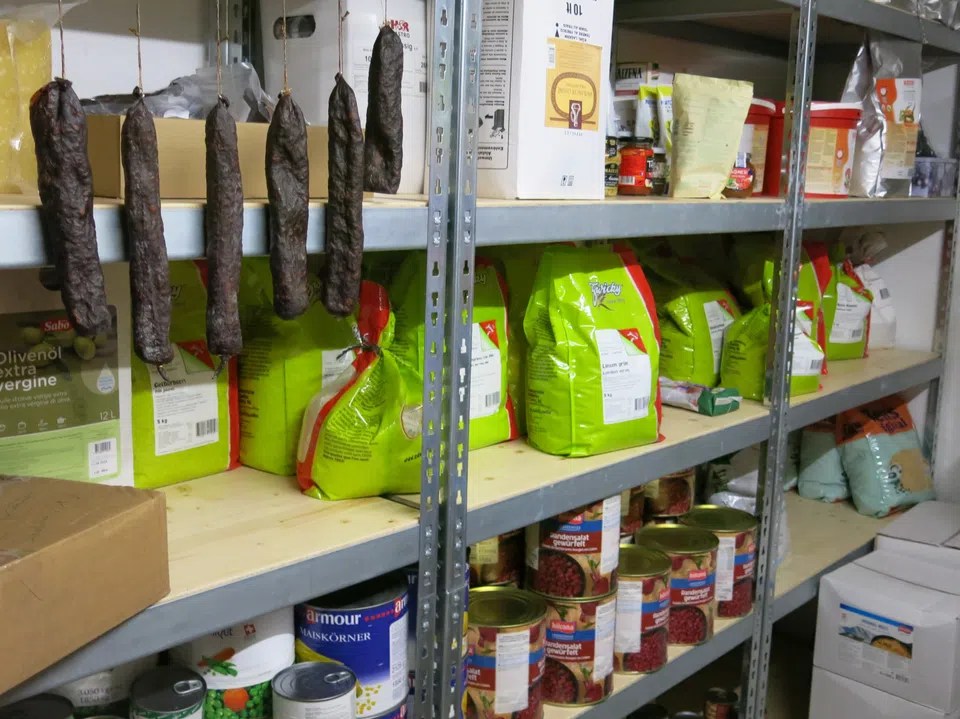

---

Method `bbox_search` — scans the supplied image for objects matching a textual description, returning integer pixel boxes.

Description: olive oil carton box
[0,264,133,484]
[476,0,614,199]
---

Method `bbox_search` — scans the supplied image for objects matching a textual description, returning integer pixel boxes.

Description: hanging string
[281,0,289,94]
[382,0,387,27]
[129,1,143,93]
[215,0,223,99]
[337,0,349,75]
[57,0,65,79]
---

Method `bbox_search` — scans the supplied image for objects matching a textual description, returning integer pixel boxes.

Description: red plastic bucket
[743,99,776,194]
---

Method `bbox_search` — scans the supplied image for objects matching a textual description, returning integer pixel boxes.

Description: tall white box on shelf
[876,500,960,566]
[810,668,960,719]
[476,0,614,199]
[814,550,960,714]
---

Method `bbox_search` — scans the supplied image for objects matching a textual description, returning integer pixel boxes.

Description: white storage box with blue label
[814,550,960,713]
[810,667,960,719]
[876,500,960,566]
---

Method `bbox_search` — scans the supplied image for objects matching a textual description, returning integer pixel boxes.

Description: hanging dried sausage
[363,25,403,194]
[205,98,244,365]
[123,93,173,366]
[322,73,365,317]
[266,91,310,319]
[30,78,111,337]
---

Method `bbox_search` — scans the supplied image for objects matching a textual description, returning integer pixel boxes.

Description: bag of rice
[237,258,357,476]
[131,261,239,489]
[391,252,518,450]
[524,245,661,456]
[798,418,850,502]
[838,397,934,518]
[297,281,422,500]
[826,260,872,360]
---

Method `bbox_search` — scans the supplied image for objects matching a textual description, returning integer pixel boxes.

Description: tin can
[272,662,357,719]
[526,496,620,598]
[681,506,757,619]
[129,666,206,719]
[620,488,644,542]
[634,525,719,646]
[470,529,524,587]
[704,687,739,719]
[614,545,671,674]
[466,587,546,719]
[296,574,409,717]
[369,700,406,719]
[644,469,696,517]
[540,591,616,706]
[53,655,157,717]
[171,607,294,719]
[618,140,656,195]
[0,694,74,719]
[647,516,678,526]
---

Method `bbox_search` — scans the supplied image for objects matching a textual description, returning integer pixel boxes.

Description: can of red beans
[470,529,524,587]
[540,591,616,706]
[634,525,719,646]
[703,687,739,718]
[614,545,671,674]
[465,587,546,719]
[644,469,696,517]
[620,488,644,542]
[526,496,620,598]
[681,506,757,619]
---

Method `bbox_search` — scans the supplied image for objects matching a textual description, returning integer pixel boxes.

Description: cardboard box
[476,0,614,199]
[814,550,960,713]
[0,264,133,485]
[810,668,960,719]
[876,500,960,565]
[0,476,169,693]
[87,115,329,200]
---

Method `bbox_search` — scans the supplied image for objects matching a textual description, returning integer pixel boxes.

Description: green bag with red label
[524,245,662,457]
[826,259,873,360]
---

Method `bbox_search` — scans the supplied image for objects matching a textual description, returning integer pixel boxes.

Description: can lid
[681,505,758,533]
[272,662,358,702]
[706,686,740,704]
[130,667,206,713]
[748,98,777,114]
[0,694,73,719]
[309,571,407,610]
[469,586,546,627]
[634,524,719,554]
[618,544,671,577]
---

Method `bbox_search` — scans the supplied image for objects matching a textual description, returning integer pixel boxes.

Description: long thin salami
[363,25,404,193]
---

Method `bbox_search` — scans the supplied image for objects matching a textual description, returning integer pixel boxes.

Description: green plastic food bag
[392,252,517,450]
[297,281,422,500]
[720,304,823,402]
[640,250,741,387]
[799,418,850,502]
[131,261,239,488]
[525,245,662,456]
[826,260,872,360]
[237,258,357,476]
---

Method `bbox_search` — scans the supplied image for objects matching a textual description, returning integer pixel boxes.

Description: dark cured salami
[30,78,111,337]
[123,94,173,366]
[266,91,310,320]
[363,25,403,194]
[322,73,365,317]
[204,98,244,363]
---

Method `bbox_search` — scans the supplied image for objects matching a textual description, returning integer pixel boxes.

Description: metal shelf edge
[804,198,959,229]
[0,523,420,704]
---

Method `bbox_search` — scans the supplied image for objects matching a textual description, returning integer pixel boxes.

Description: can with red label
[526,496,620,598]
[682,506,757,618]
[614,545,671,674]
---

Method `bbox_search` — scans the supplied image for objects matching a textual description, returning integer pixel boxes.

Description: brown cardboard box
[0,476,169,693]
[87,115,329,199]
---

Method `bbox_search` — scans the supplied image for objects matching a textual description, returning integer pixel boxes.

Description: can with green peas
[170,608,294,719]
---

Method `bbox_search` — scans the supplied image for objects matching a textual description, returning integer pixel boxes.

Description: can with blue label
[295,574,408,717]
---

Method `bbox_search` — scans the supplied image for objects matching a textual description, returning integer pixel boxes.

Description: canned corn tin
[171,607,294,719]
[540,591,616,706]
[614,545,671,674]
[53,655,157,717]
[296,574,408,717]
[272,662,357,719]
[369,700,407,719]
[129,666,206,719]
[681,506,757,619]
[634,525,719,646]
[0,694,74,719]
[466,586,546,719]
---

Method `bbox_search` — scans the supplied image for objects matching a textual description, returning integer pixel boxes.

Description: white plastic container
[261,0,428,194]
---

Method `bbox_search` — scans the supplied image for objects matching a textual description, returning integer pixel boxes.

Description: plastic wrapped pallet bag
[837,397,934,517]
[524,244,661,456]
[798,418,851,502]
[296,281,422,500]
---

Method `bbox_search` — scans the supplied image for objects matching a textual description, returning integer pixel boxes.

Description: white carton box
[0,265,133,485]
[814,550,960,713]
[810,668,960,719]
[476,0,614,199]
[876,501,960,565]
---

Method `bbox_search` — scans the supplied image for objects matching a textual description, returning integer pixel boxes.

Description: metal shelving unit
[2,0,958,716]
